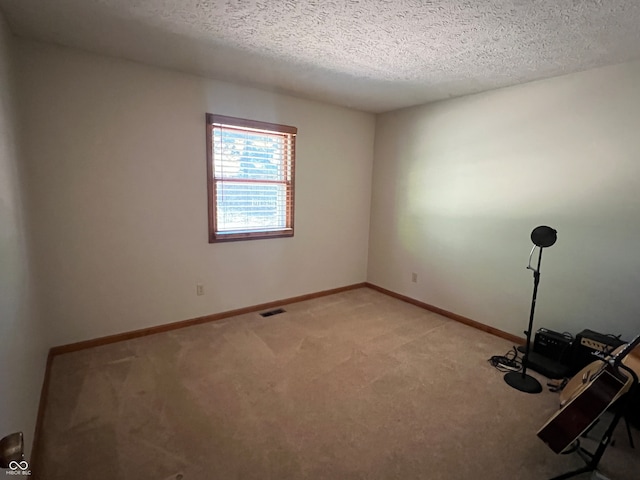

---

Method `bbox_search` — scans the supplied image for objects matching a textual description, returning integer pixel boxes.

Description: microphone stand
[504,245,544,393]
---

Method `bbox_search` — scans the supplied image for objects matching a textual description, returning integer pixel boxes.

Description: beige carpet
[37,288,639,479]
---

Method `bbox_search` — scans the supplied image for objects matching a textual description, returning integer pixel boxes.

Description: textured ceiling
[1,0,640,112]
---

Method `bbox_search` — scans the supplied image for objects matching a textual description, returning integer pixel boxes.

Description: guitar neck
[613,334,640,366]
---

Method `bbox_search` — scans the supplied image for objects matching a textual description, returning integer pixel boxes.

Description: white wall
[16,40,375,347]
[0,15,47,458]
[369,60,640,341]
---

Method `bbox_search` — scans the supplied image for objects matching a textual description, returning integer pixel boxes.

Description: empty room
[1,1,640,479]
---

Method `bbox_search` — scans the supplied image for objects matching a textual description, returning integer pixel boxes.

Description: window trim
[206,114,297,243]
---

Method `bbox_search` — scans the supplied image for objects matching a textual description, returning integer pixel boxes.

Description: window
[206,114,297,242]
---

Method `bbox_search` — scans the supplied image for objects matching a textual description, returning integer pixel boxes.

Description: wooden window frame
[206,114,297,243]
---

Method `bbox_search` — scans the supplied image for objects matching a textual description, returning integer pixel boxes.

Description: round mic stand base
[504,371,542,394]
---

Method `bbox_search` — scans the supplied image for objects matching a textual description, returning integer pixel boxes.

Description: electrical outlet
[411,272,418,283]
[196,283,204,296]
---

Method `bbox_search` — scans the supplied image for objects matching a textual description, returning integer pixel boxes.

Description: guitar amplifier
[533,328,573,364]
[569,329,624,374]
[520,328,574,379]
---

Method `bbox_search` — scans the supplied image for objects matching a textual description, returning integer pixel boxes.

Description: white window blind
[206,114,297,242]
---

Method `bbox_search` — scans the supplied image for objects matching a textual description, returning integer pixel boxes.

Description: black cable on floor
[488,346,522,372]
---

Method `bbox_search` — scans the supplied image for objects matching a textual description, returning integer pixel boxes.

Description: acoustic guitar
[559,345,640,407]
[537,335,640,454]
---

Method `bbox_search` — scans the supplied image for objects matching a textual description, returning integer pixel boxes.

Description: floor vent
[260,308,286,318]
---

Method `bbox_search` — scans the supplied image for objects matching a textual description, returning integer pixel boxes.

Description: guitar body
[559,345,640,407]
[537,365,631,454]
[559,360,605,407]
